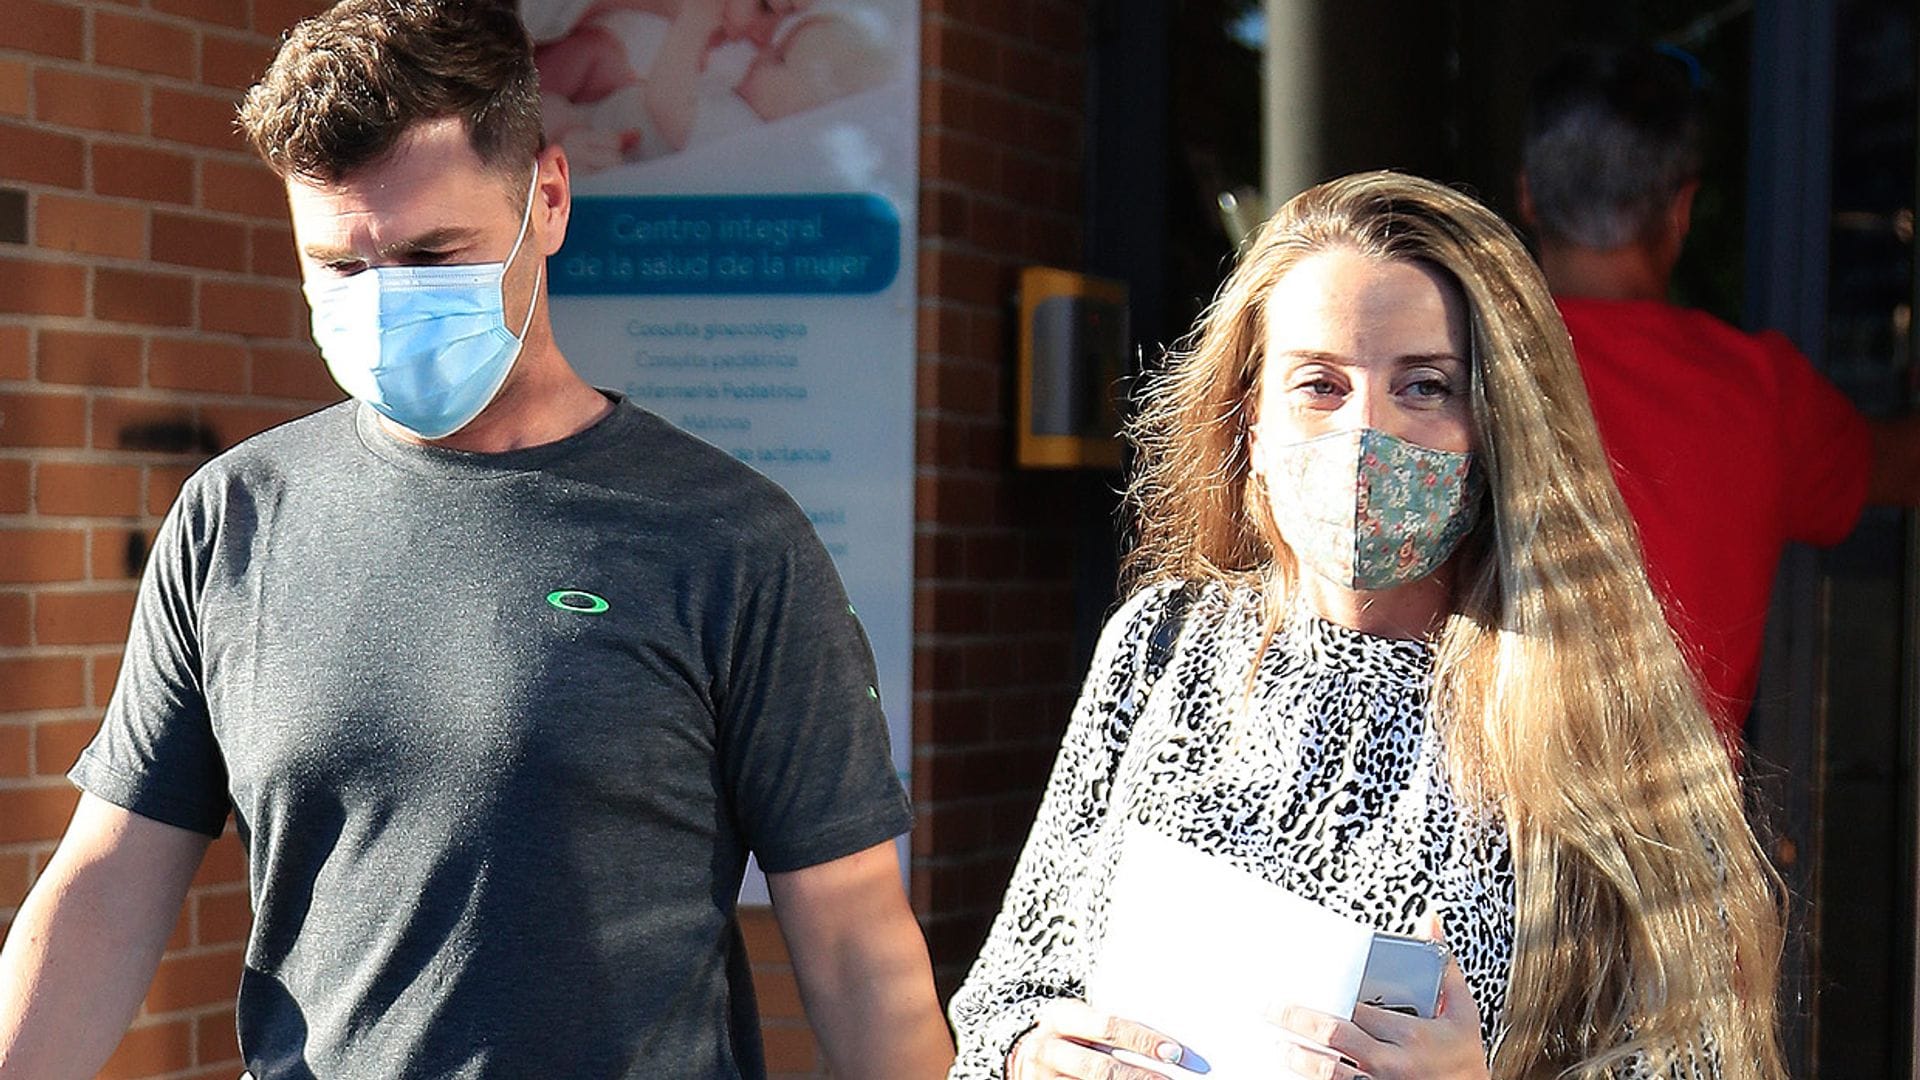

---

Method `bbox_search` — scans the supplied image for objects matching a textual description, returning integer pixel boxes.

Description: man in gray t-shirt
[0,3,953,1077]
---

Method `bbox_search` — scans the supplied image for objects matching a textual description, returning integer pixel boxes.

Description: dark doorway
[1090,0,1920,1073]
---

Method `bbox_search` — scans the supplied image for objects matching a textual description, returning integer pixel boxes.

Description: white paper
[1087,827,1376,1078]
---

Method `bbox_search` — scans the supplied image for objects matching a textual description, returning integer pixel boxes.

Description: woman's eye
[1402,373,1455,401]
[1296,378,1341,398]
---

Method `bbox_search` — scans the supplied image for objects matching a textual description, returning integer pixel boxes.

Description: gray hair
[1522,46,1702,249]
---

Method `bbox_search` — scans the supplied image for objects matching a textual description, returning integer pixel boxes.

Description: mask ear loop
[505,166,545,341]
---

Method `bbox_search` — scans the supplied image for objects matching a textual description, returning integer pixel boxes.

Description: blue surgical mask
[303,170,544,440]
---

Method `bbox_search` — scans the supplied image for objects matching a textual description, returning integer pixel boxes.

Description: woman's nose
[1349,379,1386,430]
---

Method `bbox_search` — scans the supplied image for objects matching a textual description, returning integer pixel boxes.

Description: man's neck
[1537,240,1672,302]
[380,339,614,454]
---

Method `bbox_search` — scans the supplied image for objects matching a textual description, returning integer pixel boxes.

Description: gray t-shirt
[72,394,911,1079]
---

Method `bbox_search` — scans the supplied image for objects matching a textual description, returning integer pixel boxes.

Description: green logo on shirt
[547,590,611,614]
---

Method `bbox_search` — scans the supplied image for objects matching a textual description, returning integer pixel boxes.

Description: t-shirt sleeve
[1767,331,1873,545]
[68,481,231,837]
[719,526,911,873]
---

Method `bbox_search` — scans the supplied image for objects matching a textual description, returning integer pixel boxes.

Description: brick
[143,946,244,1013]
[249,223,300,279]
[250,342,338,402]
[201,159,287,220]
[37,462,142,516]
[922,248,1002,307]
[0,58,26,118]
[0,0,84,60]
[195,1011,242,1064]
[151,210,247,272]
[0,458,26,512]
[199,279,299,339]
[96,267,195,328]
[196,887,252,946]
[34,68,144,136]
[35,589,137,644]
[37,329,142,388]
[0,722,25,776]
[0,784,77,843]
[152,0,246,28]
[0,391,86,448]
[0,324,26,380]
[0,590,25,646]
[91,651,120,706]
[203,402,305,446]
[0,850,32,908]
[152,86,242,153]
[738,906,789,963]
[0,257,85,317]
[191,830,246,887]
[31,718,94,776]
[750,966,806,1020]
[93,10,196,80]
[760,1024,817,1073]
[34,193,146,259]
[97,1018,194,1080]
[201,32,273,91]
[90,526,149,580]
[93,142,195,206]
[253,0,332,36]
[150,336,247,394]
[0,120,84,188]
[147,464,195,515]
[90,396,198,452]
[0,528,85,582]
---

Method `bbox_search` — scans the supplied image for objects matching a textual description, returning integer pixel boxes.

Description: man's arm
[0,793,211,1079]
[1869,415,1920,506]
[766,840,954,1079]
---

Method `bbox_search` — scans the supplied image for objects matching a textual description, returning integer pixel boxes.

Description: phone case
[1354,932,1447,1018]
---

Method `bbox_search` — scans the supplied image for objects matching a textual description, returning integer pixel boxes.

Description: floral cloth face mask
[1261,427,1484,591]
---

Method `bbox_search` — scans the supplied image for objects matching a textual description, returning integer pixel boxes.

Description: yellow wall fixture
[1016,266,1130,469]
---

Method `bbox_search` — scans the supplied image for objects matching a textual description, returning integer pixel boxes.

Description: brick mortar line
[0,317,315,348]
[917,73,1085,117]
[0,247,303,283]
[921,15,1088,59]
[14,184,302,233]
[0,115,266,170]
[914,136,1084,174]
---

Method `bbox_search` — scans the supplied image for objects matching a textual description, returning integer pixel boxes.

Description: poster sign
[524,0,920,895]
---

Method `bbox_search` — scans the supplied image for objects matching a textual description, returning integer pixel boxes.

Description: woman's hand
[1008,999,1189,1079]
[1272,917,1488,1080]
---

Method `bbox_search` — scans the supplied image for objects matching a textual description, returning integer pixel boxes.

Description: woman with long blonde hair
[946,171,1783,1080]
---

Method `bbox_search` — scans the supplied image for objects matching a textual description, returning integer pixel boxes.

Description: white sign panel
[525,0,921,894]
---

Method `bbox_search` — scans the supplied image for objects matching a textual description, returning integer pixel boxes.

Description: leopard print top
[947,580,1517,1077]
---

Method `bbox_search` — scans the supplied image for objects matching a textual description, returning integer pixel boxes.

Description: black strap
[1144,581,1200,679]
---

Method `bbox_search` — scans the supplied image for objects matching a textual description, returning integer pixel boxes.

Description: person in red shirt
[1517,44,1920,742]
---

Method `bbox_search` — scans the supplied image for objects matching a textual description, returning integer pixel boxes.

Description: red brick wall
[0,1,1099,1077]
[1,1,341,1077]
[910,0,1092,1002]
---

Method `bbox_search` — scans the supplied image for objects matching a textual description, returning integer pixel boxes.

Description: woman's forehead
[1261,250,1469,361]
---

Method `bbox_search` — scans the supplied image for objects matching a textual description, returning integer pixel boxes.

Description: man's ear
[1668,179,1699,243]
[535,143,573,256]
[1515,171,1538,228]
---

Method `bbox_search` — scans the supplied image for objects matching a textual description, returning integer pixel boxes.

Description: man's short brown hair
[237,0,543,184]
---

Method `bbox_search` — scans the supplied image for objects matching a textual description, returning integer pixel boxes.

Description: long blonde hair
[1124,171,1783,1079]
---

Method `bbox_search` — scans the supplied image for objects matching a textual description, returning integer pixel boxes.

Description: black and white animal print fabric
[946,580,1517,1078]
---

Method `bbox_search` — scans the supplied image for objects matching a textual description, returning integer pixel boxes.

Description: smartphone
[1354,932,1447,1019]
